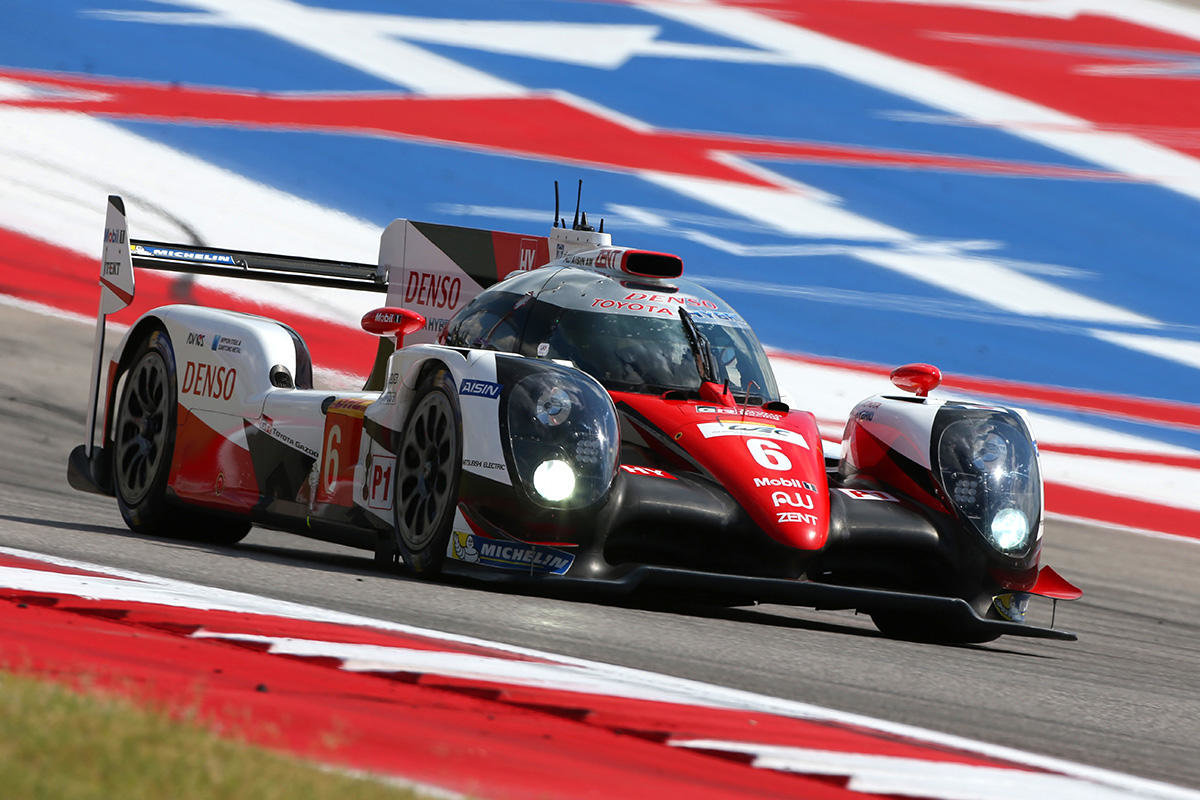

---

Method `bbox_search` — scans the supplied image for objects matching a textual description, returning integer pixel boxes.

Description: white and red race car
[69,192,1080,643]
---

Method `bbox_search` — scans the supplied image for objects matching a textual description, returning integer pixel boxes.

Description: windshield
[531,300,779,401]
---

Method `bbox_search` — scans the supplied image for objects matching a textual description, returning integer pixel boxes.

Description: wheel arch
[390,364,465,575]
[102,314,172,455]
[367,345,471,453]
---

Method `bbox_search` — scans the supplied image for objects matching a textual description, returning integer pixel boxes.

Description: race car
[68,192,1081,643]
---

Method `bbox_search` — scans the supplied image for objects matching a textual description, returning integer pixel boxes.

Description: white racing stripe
[671,741,1146,800]
[1090,330,1200,371]
[768,356,1200,457]
[643,173,1161,327]
[770,355,1200,519]
[640,172,910,242]
[851,0,1200,42]
[191,631,724,703]
[1040,451,1200,512]
[106,0,527,97]
[851,249,1158,326]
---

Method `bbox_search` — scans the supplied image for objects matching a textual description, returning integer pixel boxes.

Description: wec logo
[697,421,810,448]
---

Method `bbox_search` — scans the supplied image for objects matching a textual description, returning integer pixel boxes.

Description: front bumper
[449,561,1077,641]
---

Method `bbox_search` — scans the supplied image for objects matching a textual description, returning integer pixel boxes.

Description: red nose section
[361,307,425,345]
[612,391,830,551]
[890,363,941,397]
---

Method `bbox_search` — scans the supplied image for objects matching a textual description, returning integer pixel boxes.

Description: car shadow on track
[0,513,134,538]
[452,578,1054,656]
[672,603,1052,656]
[0,514,385,578]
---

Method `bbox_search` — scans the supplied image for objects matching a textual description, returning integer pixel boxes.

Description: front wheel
[391,367,463,575]
[112,328,250,545]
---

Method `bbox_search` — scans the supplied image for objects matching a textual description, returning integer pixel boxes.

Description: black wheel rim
[396,392,457,551]
[115,351,169,506]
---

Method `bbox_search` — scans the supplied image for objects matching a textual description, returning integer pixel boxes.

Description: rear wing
[79,195,556,462]
[128,240,387,293]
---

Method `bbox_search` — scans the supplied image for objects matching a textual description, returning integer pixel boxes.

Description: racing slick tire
[869,609,1002,645]
[112,328,250,546]
[391,367,463,576]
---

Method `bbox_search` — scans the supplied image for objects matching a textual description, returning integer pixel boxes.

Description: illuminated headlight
[937,413,1041,557]
[533,459,576,501]
[989,508,1029,552]
[536,386,572,426]
[505,366,619,508]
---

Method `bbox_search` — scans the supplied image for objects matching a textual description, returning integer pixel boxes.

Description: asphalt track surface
[2,302,1199,792]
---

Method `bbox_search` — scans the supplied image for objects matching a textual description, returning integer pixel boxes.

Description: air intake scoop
[560,247,683,279]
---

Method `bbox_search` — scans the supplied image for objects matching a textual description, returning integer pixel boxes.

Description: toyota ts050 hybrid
[68,191,1081,643]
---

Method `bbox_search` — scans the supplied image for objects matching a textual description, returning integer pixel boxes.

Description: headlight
[936,413,1041,556]
[532,459,576,501]
[990,507,1029,551]
[505,367,619,508]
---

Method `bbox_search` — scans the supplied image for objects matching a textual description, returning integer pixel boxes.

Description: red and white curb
[0,546,1193,800]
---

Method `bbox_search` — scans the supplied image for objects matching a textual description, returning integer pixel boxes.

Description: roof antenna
[572,179,582,230]
[598,218,604,233]
[553,181,560,228]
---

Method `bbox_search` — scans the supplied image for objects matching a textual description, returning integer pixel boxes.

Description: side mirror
[890,363,941,398]
[361,307,425,348]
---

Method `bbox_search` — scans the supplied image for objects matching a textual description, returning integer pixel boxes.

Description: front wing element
[452,564,1077,641]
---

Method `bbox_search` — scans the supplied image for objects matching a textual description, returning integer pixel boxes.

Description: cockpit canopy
[442,267,780,403]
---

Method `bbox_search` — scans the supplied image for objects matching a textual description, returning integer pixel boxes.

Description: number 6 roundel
[747,438,792,472]
[315,399,370,506]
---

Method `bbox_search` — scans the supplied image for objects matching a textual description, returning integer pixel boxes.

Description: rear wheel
[392,368,463,575]
[112,328,250,545]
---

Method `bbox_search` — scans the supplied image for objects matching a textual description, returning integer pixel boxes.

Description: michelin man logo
[452,532,479,563]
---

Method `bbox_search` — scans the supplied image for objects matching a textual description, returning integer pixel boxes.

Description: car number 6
[747,437,791,471]
[323,424,342,491]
